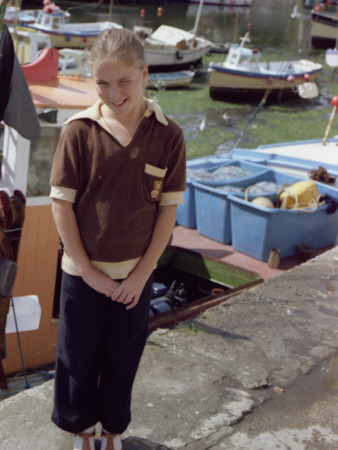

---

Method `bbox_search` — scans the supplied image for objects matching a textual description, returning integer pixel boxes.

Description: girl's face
[93,57,148,119]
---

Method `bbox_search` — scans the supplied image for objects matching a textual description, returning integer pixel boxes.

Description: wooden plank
[3,205,59,375]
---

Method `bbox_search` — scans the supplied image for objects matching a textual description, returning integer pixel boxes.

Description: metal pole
[192,0,204,37]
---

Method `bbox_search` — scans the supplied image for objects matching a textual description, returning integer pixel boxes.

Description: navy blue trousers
[51,272,153,434]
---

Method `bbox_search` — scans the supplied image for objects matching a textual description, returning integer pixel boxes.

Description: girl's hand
[82,267,120,297]
[111,270,148,310]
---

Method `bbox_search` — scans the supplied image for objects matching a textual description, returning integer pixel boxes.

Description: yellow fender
[279,180,319,209]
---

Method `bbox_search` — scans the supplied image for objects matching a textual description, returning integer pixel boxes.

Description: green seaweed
[146,50,337,159]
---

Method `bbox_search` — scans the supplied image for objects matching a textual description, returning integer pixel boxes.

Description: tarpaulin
[0,24,40,141]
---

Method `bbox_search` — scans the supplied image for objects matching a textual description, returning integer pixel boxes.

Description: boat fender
[279,180,319,209]
[251,197,274,208]
[176,50,183,60]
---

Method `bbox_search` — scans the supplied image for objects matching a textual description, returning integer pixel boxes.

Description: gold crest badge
[151,180,162,199]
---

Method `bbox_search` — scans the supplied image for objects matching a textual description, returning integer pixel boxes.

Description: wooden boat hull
[147,71,195,89]
[47,34,97,49]
[189,0,251,5]
[26,27,106,49]
[208,61,322,101]
[27,12,121,49]
[311,10,338,48]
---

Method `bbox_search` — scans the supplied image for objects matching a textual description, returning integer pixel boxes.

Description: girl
[49,27,186,450]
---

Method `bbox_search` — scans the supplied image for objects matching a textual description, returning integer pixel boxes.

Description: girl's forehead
[94,57,129,69]
[93,58,139,77]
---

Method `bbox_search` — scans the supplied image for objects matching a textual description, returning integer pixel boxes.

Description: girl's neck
[100,100,147,147]
[102,99,147,128]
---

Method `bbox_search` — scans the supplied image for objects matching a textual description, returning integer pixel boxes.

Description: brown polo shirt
[50,99,186,279]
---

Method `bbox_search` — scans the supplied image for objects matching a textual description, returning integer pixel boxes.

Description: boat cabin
[226,32,261,67]
[33,9,68,31]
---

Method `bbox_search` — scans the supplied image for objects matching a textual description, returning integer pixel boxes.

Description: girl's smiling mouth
[113,99,127,107]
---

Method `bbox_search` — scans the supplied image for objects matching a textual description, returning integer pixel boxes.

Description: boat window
[27,126,61,197]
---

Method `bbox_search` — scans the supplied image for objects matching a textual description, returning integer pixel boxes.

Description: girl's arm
[51,198,120,296]
[112,204,177,309]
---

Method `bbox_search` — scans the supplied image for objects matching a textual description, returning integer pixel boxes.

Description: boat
[311,7,338,48]
[208,32,323,102]
[176,139,338,266]
[230,138,338,181]
[305,0,338,8]
[189,0,251,6]
[26,8,122,48]
[147,71,195,89]
[4,3,70,26]
[136,24,212,72]
[134,0,212,72]
[4,6,41,25]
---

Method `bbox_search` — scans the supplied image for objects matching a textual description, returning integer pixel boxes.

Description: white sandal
[73,430,96,450]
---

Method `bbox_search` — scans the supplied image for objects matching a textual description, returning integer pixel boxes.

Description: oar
[232,88,272,150]
[322,95,338,146]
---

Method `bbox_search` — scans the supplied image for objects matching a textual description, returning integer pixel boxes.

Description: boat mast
[239,32,251,48]
[109,0,113,24]
[192,0,204,37]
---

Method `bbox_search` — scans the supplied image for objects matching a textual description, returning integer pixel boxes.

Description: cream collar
[64,98,168,126]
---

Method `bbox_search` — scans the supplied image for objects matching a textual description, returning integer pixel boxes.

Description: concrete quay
[0,247,337,449]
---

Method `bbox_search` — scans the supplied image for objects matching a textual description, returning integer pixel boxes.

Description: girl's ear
[142,64,149,86]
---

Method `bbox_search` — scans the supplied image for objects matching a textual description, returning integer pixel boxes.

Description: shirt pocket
[144,164,167,203]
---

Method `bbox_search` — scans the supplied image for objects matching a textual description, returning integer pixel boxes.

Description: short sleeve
[160,128,186,206]
[49,122,81,192]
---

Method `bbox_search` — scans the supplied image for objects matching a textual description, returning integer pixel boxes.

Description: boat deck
[171,225,333,281]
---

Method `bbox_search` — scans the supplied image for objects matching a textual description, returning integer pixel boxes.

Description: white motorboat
[138,25,212,72]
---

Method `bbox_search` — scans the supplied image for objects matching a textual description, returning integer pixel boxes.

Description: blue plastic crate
[177,158,269,229]
[176,155,231,229]
[192,160,270,187]
[193,170,304,244]
[229,180,338,261]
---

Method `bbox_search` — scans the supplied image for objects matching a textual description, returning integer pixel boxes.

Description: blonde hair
[90,27,146,70]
